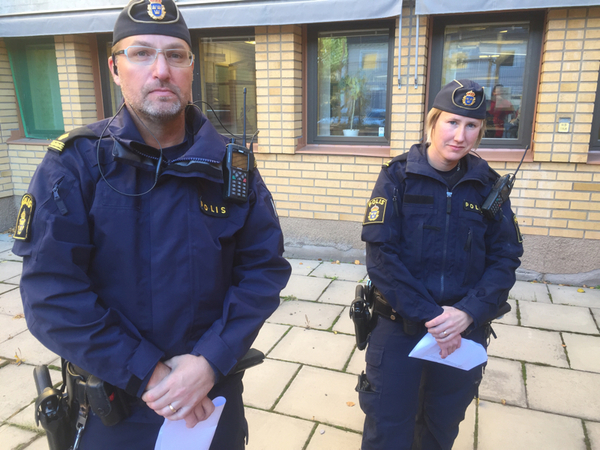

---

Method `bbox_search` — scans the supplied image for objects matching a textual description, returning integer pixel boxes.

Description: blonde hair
[425,108,486,150]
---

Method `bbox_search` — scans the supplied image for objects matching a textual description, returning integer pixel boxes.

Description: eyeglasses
[113,46,194,68]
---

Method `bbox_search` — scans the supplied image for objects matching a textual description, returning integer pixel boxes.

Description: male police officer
[13,1,291,448]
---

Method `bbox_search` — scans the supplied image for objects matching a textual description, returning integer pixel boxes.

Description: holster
[371,287,422,335]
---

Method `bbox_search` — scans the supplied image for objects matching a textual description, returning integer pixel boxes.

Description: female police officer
[359,79,523,449]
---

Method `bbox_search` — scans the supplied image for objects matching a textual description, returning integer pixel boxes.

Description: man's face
[109,34,193,123]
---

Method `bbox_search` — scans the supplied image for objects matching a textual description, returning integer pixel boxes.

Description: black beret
[112,0,191,48]
[432,79,486,120]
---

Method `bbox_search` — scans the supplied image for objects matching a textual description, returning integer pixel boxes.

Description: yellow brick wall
[255,25,302,155]
[55,35,99,132]
[0,39,18,199]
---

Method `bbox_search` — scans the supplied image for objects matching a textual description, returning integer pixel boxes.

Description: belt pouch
[86,375,130,427]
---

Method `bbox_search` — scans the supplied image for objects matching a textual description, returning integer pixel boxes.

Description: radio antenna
[243,87,247,148]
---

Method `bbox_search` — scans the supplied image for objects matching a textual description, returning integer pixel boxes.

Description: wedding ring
[168,403,177,414]
[443,330,448,336]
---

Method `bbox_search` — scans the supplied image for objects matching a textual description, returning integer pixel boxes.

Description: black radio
[223,143,254,203]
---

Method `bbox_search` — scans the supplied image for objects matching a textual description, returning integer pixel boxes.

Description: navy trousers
[358,316,487,450]
[78,371,247,450]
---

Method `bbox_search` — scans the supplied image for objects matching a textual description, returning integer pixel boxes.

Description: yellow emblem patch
[13,194,35,241]
[363,197,387,225]
[462,90,476,107]
[200,198,229,218]
[463,200,482,215]
[148,0,167,20]
[513,214,523,243]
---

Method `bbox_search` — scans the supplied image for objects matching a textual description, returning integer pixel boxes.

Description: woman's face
[428,111,483,171]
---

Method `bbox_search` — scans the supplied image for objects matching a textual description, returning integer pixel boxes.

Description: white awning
[0,0,402,38]
[416,0,600,15]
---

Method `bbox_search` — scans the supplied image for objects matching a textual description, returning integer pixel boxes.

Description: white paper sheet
[408,333,487,371]
[154,396,226,450]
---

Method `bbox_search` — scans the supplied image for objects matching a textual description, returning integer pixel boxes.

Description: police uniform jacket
[362,143,523,330]
[13,105,291,398]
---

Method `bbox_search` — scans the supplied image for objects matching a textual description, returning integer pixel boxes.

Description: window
[590,70,600,156]
[307,21,394,145]
[6,38,64,139]
[429,12,544,149]
[97,35,123,118]
[194,32,257,141]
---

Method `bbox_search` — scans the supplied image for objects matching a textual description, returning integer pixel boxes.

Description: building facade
[1,0,600,277]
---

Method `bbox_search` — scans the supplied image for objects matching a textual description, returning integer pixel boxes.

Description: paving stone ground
[1,239,599,449]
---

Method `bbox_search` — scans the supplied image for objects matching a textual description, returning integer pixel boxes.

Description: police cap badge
[432,79,486,119]
[112,0,191,48]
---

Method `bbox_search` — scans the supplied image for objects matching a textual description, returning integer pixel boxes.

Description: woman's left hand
[424,306,474,359]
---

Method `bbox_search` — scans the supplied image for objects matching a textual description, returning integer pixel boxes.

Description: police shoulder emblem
[148,0,166,20]
[200,197,230,218]
[462,90,476,107]
[14,194,35,241]
[363,197,387,225]
[513,214,523,243]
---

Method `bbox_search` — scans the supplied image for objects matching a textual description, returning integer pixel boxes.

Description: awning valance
[0,0,402,38]
[416,0,600,15]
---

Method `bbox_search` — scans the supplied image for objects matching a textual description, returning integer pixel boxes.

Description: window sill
[587,152,600,164]
[7,137,52,146]
[296,143,391,158]
[475,148,533,163]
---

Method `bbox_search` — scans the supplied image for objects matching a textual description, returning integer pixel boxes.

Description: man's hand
[141,355,216,428]
[424,306,474,359]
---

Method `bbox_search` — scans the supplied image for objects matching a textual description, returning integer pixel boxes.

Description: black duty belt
[372,288,422,335]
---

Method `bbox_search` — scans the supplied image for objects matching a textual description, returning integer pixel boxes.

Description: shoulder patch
[383,152,408,168]
[513,214,523,243]
[47,126,98,154]
[363,197,387,225]
[13,194,35,241]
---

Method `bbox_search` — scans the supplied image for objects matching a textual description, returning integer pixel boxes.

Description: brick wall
[0,39,18,199]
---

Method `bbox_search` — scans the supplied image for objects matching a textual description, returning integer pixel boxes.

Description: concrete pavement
[1,234,600,449]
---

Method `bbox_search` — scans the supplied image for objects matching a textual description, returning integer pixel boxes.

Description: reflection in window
[198,36,256,140]
[317,29,389,138]
[442,23,530,140]
[106,42,123,113]
[6,39,64,139]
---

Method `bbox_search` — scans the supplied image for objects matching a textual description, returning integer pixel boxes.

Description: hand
[141,354,216,428]
[424,306,474,359]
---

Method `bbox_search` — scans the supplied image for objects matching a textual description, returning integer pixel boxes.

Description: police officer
[13,0,291,448]
[359,79,523,449]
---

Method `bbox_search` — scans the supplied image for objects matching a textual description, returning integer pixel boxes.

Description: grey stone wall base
[0,196,18,233]
[281,217,600,287]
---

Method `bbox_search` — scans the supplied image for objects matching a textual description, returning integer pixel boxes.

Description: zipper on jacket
[440,190,452,301]
[393,187,400,217]
[52,178,69,215]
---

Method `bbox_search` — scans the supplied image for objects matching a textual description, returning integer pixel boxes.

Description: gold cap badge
[148,0,166,20]
[462,90,476,107]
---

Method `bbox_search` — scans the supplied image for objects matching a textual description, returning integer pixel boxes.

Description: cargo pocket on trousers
[356,343,383,417]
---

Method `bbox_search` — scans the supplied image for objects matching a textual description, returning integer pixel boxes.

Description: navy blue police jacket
[13,105,291,398]
[362,143,523,330]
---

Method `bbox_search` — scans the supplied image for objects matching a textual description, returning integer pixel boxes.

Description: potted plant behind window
[340,73,368,136]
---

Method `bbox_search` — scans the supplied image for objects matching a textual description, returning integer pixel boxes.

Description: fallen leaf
[577,288,585,293]
[299,262,303,265]
[12,313,24,320]
[334,331,338,334]
[336,260,340,264]
[346,401,355,407]
[354,260,360,265]
[501,399,506,405]
[14,349,24,366]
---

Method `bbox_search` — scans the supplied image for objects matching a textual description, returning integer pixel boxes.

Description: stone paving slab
[519,301,598,334]
[477,400,586,450]
[305,424,362,450]
[0,313,28,344]
[0,238,14,253]
[245,408,314,450]
[243,359,300,410]
[586,421,600,450]
[509,280,551,303]
[526,364,600,421]
[268,328,355,371]
[253,322,290,355]
[279,275,331,301]
[267,300,343,330]
[548,285,600,308]
[0,250,22,263]
[562,332,600,373]
[309,262,367,282]
[346,349,365,376]
[453,400,476,450]
[0,261,22,283]
[0,364,40,422]
[0,288,24,316]
[318,280,356,306]
[4,275,21,285]
[493,299,518,326]
[275,366,364,431]
[332,307,354,335]
[287,259,322,276]
[7,369,62,429]
[23,437,49,450]
[487,323,568,368]
[0,282,18,295]
[479,357,527,407]
[0,424,39,450]
[0,330,58,366]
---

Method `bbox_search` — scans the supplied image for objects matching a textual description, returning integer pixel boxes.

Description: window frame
[589,69,600,159]
[306,20,395,147]
[428,11,545,151]
[6,37,64,139]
